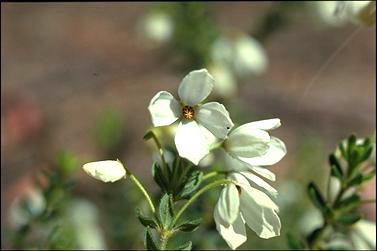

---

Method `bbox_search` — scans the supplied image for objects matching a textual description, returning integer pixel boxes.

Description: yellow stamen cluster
[182,105,194,120]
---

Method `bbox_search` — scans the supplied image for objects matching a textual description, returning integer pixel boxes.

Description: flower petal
[249,166,276,181]
[240,171,278,198]
[174,120,212,165]
[214,208,247,250]
[82,160,126,183]
[196,102,234,139]
[178,69,214,106]
[245,119,281,131]
[231,173,280,239]
[227,126,270,158]
[215,184,240,226]
[148,91,181,127]
[238,137,287,166]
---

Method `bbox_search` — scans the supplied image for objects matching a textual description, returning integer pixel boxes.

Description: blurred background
[1,2,375,249]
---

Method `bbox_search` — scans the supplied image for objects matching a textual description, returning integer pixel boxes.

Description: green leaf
[143,130,154,140]
[286,232,306,249]
[329,154,343,179]
[339,142,348,159]
[144,227,159,250]
[307,182,327,213]
[347,174,363,187]
[179,169,203,199]
[174,218,202,232]
[336,212,361,225]
[335,194,360,211]
[360,146,373,163]
[152,162,168,191]
[136,209,158,229]
[362,169,376,182]
[159,193,174,229]
[175,241,192,250]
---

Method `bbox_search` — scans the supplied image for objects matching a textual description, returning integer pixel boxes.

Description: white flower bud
[82,160,126,183]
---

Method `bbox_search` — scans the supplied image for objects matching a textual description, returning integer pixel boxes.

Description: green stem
[148,130,170,179]
[202,171,228,180]
[122,163,156,213]
[172,179,236,226]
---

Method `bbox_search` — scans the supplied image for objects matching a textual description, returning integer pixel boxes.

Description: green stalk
[122,163,156,213]
[172,179,236,226]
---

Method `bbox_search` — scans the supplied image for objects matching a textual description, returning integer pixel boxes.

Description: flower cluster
[148,69,286,249]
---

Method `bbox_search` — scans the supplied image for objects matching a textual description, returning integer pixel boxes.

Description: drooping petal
[238,137,287,166]
[240,171,278,198]
[249,166,276,181]
[214,208,247,250]
[178,69,214,106]
[245,119,281,131]
[196,102,234,139]
[227,126,270,158]
[174,120,212,165]
[231,173,280,239]
[82,160,126,183]
[148,91,181,127]
[215,184,240,226]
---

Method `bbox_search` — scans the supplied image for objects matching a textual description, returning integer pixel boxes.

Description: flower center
[182,105,194,120]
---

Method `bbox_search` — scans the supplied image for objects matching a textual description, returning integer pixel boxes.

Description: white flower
[313,1,375,27]
[208,63,237,99]
[214,172,281,250]
[350,219,376,250]
[68,199,107,249]
[82,160,126,183]
[211,34,268,77]
[148,69,234,165]
[142,12,173,43]
[223,118,287,167]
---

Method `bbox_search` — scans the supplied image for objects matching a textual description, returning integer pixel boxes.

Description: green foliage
[159,193,175,230]
[144,227,159,250]
[136,208,159,229]
[296,134,376,250]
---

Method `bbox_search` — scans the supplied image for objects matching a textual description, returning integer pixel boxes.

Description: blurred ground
[1,2,376,249]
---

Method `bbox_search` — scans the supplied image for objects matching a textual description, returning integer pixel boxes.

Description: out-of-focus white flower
[313,1,349,27]
[68,199,107,249]
[223,119,286,167]
[9,189,46,228]
[207,64,237,98]
[211,34,268,77]
[298,208,324,235]
[342,1,376,26]
[313,1,375,27]
[214,172,281,249]
[148,69,234,165]
[350,219,376,250]
[142,12,173,43]
[198,152,215,167]
[82,160,126,183]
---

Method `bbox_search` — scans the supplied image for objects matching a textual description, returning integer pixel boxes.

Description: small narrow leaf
[152,162,168,191]
[179,169,203,199]
[144,227,159,250]
[336,212,361,225]
[136,209,158,229]
[360,146,373,163]
[174,218,202,232]
[348,174,363,187]
[175,241,192,250]
[286,232,306,249]
[339,142,347,159]
[159,193,174,229]
[307,182,327,213]
[143,130,154,140]
[329,154,343,179]
[335,194,360,211]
